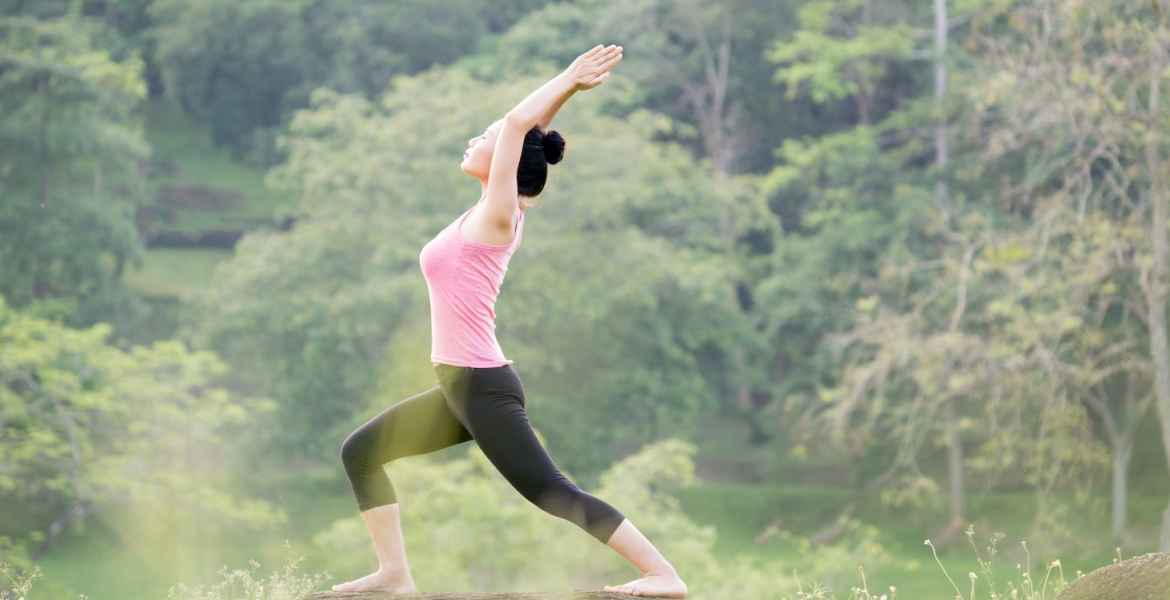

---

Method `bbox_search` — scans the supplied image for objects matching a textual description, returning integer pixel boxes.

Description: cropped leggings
[340,362,626,545]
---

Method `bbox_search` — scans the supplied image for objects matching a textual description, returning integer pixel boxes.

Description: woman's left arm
[535,83,575,131]
[506,72,578,129]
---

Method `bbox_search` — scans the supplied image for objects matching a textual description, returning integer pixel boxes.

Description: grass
[122,248,231,301]
[116,99,293,309]
[9,470,1160,600]
[19,367,1152,599]
[674,479,1145,598]
[141,99,295,235]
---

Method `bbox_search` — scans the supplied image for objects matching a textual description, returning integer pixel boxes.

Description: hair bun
[542,130,565,165]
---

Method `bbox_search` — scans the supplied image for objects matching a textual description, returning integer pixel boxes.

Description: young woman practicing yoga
[334,44,688,598]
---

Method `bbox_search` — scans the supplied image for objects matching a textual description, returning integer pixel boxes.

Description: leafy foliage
[0,13,149,321]
[0,296,282,558]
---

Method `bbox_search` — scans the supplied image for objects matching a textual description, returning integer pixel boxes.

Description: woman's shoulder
[461,203,524,247]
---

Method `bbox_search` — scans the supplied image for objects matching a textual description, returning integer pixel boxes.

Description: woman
[334,44,688,598]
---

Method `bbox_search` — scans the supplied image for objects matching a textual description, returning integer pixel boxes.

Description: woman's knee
[340,431,368,468]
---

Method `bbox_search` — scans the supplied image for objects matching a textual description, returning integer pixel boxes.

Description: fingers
[585,44,622,64]
[575,44,623,89]
[587,53,621,80]
[597,48,623,70]
[585,47,621,73]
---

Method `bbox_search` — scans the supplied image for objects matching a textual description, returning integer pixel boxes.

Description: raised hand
[564,44,624,92]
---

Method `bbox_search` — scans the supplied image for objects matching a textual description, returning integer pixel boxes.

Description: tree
[769,0,916,127]
[965,0,1170,551]
[148,0,539,164]
[757,0,938,520]
[0,13,150,322]
[762,0,1118,554]
[0,295,280,560]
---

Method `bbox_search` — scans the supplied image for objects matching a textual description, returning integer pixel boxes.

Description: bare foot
[331,568,416,593]
[603,570,688,598]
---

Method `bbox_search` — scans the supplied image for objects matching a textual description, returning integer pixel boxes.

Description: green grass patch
[675,479,1144,598]
[141,99,295,235]
[24,474,1147,600]
[123,248,231,300]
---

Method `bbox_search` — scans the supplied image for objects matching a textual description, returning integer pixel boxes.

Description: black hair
[516,125,565,198]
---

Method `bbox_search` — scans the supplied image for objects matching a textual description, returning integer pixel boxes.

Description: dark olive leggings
[341,362,626,545]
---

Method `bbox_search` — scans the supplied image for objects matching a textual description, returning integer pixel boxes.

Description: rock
[303,592,662,600]
[157,183,245,211]
[1056,552,1170,600]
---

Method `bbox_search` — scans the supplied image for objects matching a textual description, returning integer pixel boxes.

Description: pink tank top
[419,204,525,367]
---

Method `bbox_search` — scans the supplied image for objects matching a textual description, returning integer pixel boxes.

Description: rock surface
[1055,552,1170,600]
[304,592,652,600]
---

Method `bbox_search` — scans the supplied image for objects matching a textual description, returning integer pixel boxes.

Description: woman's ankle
[643,563,678,577]
[376,565,412,578]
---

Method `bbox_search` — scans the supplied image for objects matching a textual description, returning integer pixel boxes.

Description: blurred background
[2,0,1169,598]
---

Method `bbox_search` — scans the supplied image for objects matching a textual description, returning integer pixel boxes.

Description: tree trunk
[1112,439,1132,542]
[935,0,967,538]
[1143,36,1170,553]
[945,397,965,525]
[30,500,89,562]
[39,73,49,210]
[933,0,950,222]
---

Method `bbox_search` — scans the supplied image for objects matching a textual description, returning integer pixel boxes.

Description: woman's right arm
[509,44,623,128]
[480,45,624,226]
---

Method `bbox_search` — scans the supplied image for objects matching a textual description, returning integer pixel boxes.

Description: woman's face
[461,119,502,181]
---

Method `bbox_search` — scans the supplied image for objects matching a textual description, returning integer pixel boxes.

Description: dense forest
[2,1,1169,598]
